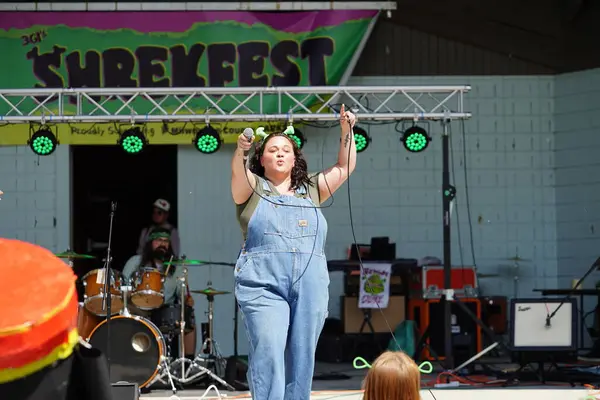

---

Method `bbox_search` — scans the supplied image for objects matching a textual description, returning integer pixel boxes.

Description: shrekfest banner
[0,11,377,145]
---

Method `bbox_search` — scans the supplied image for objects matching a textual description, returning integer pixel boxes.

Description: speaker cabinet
[481,296,507,334]
[111,382,139,400]
[342,296,406,333]
[409,298,482,360]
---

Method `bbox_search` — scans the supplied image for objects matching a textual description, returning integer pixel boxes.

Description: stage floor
[141,388,591,400]
[140,359,598,400]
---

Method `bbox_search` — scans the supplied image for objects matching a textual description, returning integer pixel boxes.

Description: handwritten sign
[358,263,392,309]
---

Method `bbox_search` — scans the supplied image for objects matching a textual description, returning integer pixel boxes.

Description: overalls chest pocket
[263,195,319,240]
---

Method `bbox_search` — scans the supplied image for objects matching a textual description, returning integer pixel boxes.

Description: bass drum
[87,315,166,388]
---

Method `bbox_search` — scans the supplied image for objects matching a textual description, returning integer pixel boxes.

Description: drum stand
[169,275,234,390]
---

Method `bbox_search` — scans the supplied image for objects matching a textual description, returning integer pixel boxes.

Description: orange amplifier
[419,266,478,299]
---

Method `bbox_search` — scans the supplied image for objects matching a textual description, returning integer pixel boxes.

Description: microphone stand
[438,116,511,371]
[546,257,600,325]
[101,201,117,378]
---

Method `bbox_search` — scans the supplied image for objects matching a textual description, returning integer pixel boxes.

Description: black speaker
[111,383,139,400]
[427,300,480,365]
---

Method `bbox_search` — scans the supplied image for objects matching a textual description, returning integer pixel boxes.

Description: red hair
[363,351,421,400]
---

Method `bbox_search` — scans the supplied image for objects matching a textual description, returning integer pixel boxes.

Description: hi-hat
[190,287,231,296]
[55,250,95,259]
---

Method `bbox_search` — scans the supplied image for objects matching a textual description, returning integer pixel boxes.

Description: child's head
[363,351,421,400]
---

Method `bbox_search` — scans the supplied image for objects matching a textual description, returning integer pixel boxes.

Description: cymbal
[164,259,235,267]
[55,250,95,259]
[164,259,206,266]
[190,287,231,296]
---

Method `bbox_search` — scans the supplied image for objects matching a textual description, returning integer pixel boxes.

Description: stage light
[401,126,431,153]
[119,127,147,154]
[193,126,222,154]
[353,126,371,153]
[29,128,57,156]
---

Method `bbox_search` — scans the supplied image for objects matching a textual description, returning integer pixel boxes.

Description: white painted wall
[554,68,600,346]
[0,145,70,251]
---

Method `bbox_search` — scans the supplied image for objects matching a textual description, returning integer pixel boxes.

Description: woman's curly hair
[249,133,312,191]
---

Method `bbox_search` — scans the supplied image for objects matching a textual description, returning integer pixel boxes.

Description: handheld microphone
[111,201,117,213]
[242,127,254,159]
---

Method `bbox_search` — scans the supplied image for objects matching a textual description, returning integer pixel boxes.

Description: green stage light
[353,126,371,153]
[401,126,431,153]
[119,127,146,154]
[193,126,222,154]
[29,128,57,156]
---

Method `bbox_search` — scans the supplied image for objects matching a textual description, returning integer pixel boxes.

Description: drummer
[122,228,197,358]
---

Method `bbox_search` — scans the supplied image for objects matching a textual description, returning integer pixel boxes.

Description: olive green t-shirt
[236,173,321,241]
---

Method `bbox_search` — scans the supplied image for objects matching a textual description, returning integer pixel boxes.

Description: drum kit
[56,250,236,394]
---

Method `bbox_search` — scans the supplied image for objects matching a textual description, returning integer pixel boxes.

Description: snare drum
[81,268,123,316]
[131,268,164,310]
[88,315,166,388]
[151,304,196,334]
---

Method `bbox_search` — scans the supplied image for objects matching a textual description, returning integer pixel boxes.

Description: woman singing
[231,105,357,400]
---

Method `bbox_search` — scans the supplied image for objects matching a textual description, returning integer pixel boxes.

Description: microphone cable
[240,124,337,288]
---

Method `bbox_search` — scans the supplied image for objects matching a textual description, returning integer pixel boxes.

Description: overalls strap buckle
[295,184,308,198]
[261,179,272,195]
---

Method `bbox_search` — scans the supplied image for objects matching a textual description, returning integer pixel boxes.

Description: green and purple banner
[0,11,376,89]
[0,11,376,145]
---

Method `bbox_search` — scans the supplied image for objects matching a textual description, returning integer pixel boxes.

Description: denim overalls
[235,178,330,400]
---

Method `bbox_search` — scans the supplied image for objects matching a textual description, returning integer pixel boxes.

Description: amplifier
[481,296,507,335]
[417,266,478,299]
[409,298,482,361]
[111,382,139,400]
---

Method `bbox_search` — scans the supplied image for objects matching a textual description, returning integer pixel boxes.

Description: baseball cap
[153,199,170,212]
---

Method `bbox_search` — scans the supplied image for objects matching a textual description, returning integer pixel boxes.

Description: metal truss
[0,86,472,123]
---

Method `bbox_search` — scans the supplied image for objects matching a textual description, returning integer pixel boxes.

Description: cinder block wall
[178,75,556,355]
[555,69,600,337]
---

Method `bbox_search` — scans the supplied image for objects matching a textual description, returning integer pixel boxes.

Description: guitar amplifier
[111,382,139,400]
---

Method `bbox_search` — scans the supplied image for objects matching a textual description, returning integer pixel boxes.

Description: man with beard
[122,228,197,359]
[136,199,181,257]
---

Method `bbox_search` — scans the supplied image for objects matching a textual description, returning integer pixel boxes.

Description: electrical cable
[168,383,222,400]
[459,120,477,267]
